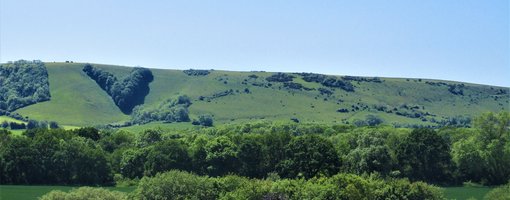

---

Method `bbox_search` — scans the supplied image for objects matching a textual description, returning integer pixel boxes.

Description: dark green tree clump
[0,60,50,112]
[396,128,454,184]
[82,64,153,114]
[131,95,191,124]
[183,69,211,76]
[266,73,295,82]
[299,73,355,92]
[278,135,340,178]
[0,128,113,185]
[452,112,510,185]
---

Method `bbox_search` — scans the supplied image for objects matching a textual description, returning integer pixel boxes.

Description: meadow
[0,185,135,200]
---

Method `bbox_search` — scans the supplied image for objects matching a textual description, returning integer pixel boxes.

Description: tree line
[0,60,50,112]
[0,112,508,188]
[82,64,153,114]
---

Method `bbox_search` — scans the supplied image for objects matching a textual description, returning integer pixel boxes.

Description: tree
[82,64,153,114]
[26,120,39,129]
[144,140,191,176]
[190,135,209,175]
[49,121,59,129]
[99,130,135,153]
[198,115,214,127]
[9,122,26,129]
[73,127,100,141]
[260,132,292,176]
[278,135,340,179]
[365,115,383,126]
[1,121,8,128]
[54,137,114,185]
[205,136,238,176]
[342,130,393,175]
[0,136,38,184]
[0,60,50,111]
[120,148,147,179]
[396,128,454,183]
[237,135,265,178]
[452,112,510,185]
[136,129,162,148]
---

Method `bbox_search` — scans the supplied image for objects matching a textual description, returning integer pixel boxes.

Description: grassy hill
[9,62,510,128]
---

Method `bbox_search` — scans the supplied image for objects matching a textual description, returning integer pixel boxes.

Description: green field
[10,62,508,128]
[16,63,130,126]
[0,185,135,200]
[0,116,25,124]
[443,186,494,200]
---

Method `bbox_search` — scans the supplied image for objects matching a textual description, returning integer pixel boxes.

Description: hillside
[3,62,508,128]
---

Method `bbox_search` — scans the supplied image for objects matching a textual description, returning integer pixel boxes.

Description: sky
[1,0,508,86]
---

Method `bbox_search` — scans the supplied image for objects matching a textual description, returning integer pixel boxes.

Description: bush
[197,114,214,127]
[266,73,294,82]
[49,121,59,129]
[131,170,218,200]
[131,96,191,124]
[485,184,510,200]
[183,69,211,76]
[40,187,128,200]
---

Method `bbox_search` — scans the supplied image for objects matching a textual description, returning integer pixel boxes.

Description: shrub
[197,114,214,127]
[183,69,211,76]
[131,96,191,124]
[131,170,218,200]
[266,73,294,82]
[40,187,128,200]
[485,184,510,200]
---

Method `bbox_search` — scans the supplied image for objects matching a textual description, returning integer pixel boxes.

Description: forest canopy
[83,64,153,114]
[0,60,50,112]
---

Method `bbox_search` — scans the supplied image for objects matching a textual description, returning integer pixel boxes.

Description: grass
[17,63,130,126]
[11,62,509,127]
[443,186,494,200]
[0,185,497,200]
[0,116,25,124]
[120,122,198,133]
[0,185,136,200]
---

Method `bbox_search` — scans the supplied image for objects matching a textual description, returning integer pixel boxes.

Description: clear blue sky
[1,0,508,86]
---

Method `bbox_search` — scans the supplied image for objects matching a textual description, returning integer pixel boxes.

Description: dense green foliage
[299,72,355,92]
[452,112,510,185]
[0,60,50,112]
[0,128,113,185]
[0,185,134,200]
[396,128,454,183]
[1,112,509,199]
[131,170,444,200]
[131,96,191,124]
[83,64,153,113]
[485,184,510,200]
[278,135,340,178]
[40,187,128,200]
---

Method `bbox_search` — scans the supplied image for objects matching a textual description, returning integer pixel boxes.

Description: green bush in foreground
[40,187,128,200]
[485,184,510,200]
[129,170,445,200]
